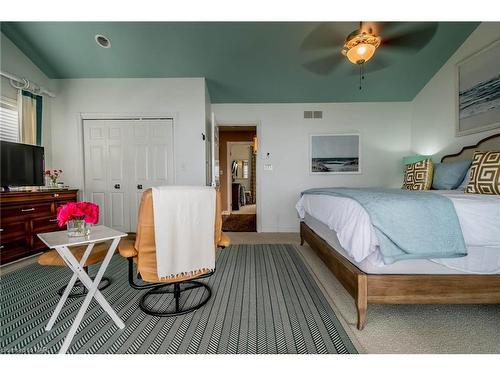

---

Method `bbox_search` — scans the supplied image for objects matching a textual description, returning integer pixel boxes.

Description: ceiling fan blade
[303,53,343,75]
[300,23,344,51]
[382,22,438,51]
[367,22,401,36]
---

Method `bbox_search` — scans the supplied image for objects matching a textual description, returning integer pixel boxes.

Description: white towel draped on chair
[152,186,216,279]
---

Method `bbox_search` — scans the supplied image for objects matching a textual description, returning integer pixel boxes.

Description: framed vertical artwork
[310,133,361,174]
[456,39,500,136]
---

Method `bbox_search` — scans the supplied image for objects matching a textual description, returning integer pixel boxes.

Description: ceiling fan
[301,22,438,89]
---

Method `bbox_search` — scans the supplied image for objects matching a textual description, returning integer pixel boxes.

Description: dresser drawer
[31,217,63,251]
[0,189,78,265]
[1,202,53,222]
[0,239,31,265]
[0,222,27,243]
[32,216,61,234]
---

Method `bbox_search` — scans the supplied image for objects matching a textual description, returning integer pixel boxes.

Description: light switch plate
[264,164,273,171]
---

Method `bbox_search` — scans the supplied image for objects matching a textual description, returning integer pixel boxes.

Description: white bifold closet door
[83,119,174,232]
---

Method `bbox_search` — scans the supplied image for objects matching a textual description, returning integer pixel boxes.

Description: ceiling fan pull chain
[359,63,366,90]
[359,65,362,90]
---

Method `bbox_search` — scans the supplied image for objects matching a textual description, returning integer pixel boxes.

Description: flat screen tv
[1,141,45,189]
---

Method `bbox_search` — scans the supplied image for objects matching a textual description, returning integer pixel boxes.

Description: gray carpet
[0,244,357,354]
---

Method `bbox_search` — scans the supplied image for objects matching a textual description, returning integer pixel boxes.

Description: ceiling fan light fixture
[342,31,381,65]
[346,43,376,64]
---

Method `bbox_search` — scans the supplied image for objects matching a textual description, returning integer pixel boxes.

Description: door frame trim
[80,112,177,120]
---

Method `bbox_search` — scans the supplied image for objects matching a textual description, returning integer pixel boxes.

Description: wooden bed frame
[300,133,500,330]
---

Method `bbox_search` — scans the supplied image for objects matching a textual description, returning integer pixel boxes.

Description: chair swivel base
[139,281,211,317]
[57,277,111,298]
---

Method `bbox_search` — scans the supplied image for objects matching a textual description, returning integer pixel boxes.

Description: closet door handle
[114,184,121,189]
[137,184,143,190]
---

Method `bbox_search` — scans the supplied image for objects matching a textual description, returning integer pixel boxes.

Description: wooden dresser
[0,189,78,265]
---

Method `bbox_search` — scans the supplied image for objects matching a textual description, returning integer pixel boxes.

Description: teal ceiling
[0,22,479,103]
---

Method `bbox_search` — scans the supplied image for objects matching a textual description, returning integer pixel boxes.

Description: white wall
[411,23,500,160]
[50,78,208,189]
[213,103,412,232]
[1,32,55,167]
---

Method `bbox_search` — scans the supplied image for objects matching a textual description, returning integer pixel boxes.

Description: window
[0,96,19,142]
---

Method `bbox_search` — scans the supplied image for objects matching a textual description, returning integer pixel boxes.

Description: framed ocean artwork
[456,39,500,136]
[310,133,361,174]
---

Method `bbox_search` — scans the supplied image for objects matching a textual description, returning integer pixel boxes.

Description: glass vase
[46,177,58,188]
[66,219,91,237]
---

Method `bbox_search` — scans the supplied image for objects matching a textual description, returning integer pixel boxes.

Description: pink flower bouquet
[57,201,99,227]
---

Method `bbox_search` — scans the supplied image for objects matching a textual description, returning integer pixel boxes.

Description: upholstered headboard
[441,133,500,163]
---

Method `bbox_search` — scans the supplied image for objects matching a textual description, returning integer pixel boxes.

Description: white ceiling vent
[304,110,322,119]
[95,34,111,48]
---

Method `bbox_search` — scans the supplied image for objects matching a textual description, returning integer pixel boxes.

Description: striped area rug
[0,244,357,354]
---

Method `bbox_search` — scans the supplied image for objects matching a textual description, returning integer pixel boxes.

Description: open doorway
[218,125,257,232]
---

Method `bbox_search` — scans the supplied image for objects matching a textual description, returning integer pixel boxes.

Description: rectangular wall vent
[304,110,322,119]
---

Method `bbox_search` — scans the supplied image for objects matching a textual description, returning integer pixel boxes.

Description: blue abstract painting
[458,41,500,135]
[460,75,500,119]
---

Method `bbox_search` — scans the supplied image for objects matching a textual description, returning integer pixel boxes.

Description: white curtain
[17,90,37,145]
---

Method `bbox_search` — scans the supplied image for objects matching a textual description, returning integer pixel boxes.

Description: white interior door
[129,119,174,231]
[83,120,108,226]
[83,119,129,232]
[106,120,129,232]
[84,118,174,232]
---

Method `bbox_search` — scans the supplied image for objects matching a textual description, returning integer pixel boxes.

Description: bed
[297,133,500,330]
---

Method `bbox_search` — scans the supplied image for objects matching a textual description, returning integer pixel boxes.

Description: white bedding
[304,213,472,274]
[296,190,500,274]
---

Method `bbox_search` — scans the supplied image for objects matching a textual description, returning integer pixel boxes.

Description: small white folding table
[37,225,127,354]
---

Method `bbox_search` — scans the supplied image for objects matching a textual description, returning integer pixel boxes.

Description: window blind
[0,96,19,143]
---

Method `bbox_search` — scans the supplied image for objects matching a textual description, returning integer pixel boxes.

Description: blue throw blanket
[301,188,467,264]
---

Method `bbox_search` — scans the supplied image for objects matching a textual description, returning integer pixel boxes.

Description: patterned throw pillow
[403,159,433,190]
[465,151,500,195]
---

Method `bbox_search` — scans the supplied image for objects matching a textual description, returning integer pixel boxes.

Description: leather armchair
[118,188,230,316]
[118,188,230,283]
